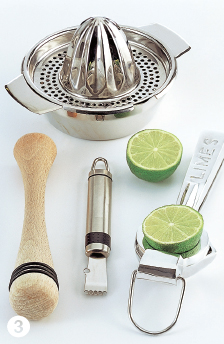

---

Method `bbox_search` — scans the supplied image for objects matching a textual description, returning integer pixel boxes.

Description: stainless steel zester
[84,158,112,295]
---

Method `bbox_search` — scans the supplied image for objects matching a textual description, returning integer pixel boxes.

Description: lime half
[142,205,204,254]
[142,236,201,258]
[126,129,183,182]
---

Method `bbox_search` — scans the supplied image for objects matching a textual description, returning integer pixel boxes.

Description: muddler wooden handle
[9,133,59,320]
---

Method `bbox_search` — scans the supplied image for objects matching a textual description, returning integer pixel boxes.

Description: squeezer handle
[177,131,224,210]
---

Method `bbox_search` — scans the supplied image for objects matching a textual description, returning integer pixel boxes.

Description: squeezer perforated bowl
[6,17,190,140]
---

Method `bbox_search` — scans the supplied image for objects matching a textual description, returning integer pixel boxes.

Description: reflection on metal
[5,17,190,139]
[128,270,186,335]
[84,158,112,295]
[67,111,77,117]
[130,131,224,335]
[177,131,224,211]
[59,17,140,99]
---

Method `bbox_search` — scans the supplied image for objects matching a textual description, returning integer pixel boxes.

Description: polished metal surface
[135,227,216,278]
[31,26,169,113]
[128,249,186,335]
[128,269,185,335]
[134,131,224,275]
[46,100,159,140]
[177,131,224,210]
[5,18,190,140]
[84,257,107,295]
[129,131,224,335]
[5,75,62,114]
[85,158,112,258]
[84,158,112,295]
[60,17,140,99]
[136,249,184,284]
[141,24,191,59]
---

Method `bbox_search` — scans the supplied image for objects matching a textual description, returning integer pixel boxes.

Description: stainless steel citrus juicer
[5,17,190,140]
[129,131,224,335]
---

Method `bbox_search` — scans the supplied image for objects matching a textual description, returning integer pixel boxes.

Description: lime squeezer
[129,131,224,335]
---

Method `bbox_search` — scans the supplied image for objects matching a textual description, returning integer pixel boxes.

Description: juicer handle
[5,75,62,115]
[9,133,59,320]
[139,24,191,58]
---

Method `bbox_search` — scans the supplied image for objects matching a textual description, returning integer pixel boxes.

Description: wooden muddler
[9,133,59,320]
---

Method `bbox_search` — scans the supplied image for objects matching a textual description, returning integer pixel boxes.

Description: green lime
[142,236,201,258]
[142,205,204,254]
[181,241,201,258]
[142,237,178,257]
[114,111,130,118]
[126,129,183,182]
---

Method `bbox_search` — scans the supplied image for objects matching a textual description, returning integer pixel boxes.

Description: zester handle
[140,23,191,58]
[177,131,224,211]
[85,158,112,258]
[9,133,59,320]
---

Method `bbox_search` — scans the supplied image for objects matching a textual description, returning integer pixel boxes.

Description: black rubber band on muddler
[85,232,111,248]
[9,262,59,291]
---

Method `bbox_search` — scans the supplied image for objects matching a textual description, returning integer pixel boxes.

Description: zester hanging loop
[91,157,109,171]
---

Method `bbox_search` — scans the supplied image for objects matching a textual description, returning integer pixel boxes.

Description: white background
[1,0,224,342]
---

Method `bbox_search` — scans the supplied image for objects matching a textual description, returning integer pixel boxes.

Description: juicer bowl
[6,18,190,140]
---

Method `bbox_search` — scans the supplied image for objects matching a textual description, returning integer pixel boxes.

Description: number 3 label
[7,316,30,337]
